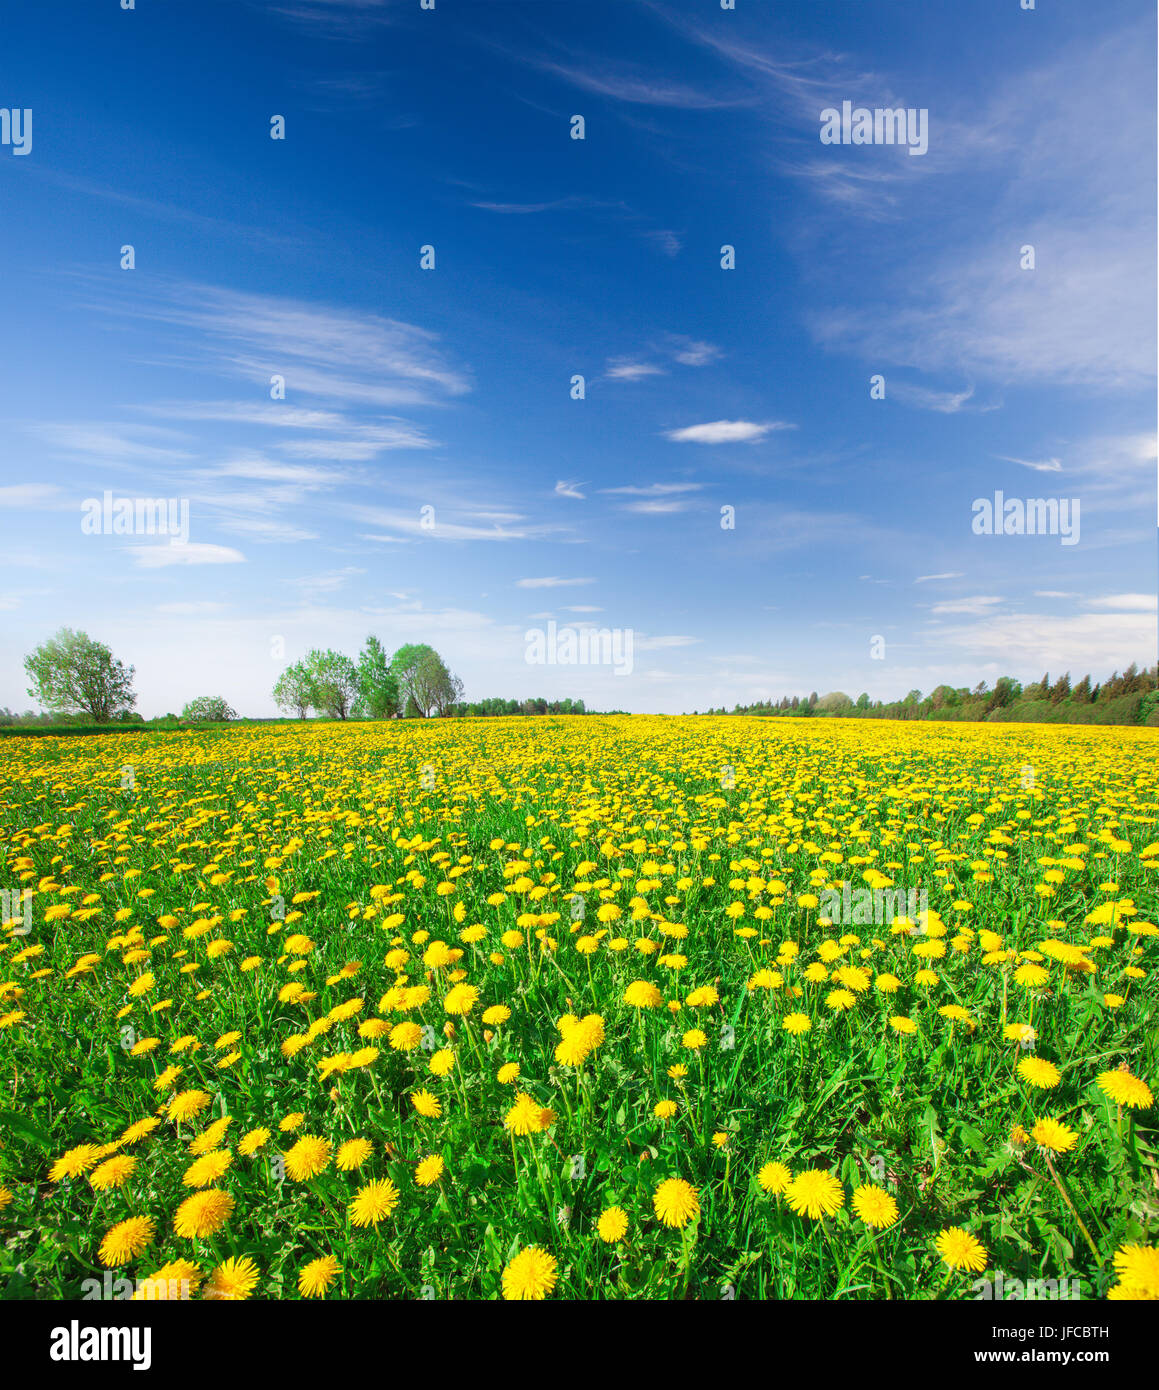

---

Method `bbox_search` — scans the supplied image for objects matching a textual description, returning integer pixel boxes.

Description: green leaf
[0,1110,52,1151]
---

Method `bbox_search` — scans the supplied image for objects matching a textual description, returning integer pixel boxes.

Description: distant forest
[693,663,1159,727]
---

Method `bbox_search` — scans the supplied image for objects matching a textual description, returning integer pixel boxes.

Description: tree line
[699,663,1159,727]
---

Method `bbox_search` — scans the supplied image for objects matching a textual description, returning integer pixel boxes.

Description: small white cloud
[665,419,793,444]
[605,358,666,381]
[667,336,721,367]
[220,517,319,542]
[1034,590,1075,598]
[915,572,964,583]
[554,480,587,500]
[155,601,227,615]
[929,595,1005,616]
[890,382,996,414]
[623,499,694,514]
[1084,593,1157,612]
[0,483,64,507]
[563,605,603,612]
[516,576,595,589]
[996,455,1063,473]
[600,482,703,496]
[130,542,244,568]
[642,229,682,257]
[635,635,698,651]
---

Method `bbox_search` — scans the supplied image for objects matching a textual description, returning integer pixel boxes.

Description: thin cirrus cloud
[622,499,697,515]
[0,483,66,508]
[667,336,721,367]
[803,26,1155,394]
[99,281,472,408]
[605,359,667,381]
[1084,594,1157,612]
[27,422,195,465]
[518,52,744,110]
[516,576,595,589]
[128,542,245,568]
[351,505,545,543]
[206,458,353,488]
[217,518,320,543]
[600,483,703,495]
[889,381,998,415]
[605,337,720,382]
[600,482,705,516]
[996,455,1064,473]
[554,480,587,500]
[665,420,794,444]
[935,611,1154,671]
[928,596,1005,616]
[915,572,965,583]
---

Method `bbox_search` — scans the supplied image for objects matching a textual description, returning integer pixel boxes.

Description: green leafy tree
[392,644,462,717]
[411,648,463,717]
[986,676,1021,712]
[303,649,359,720]
[815,691,853,712]
[390,643,437,713]
[356,635,399,719]
[181,696,237,723]
[24,628,136,723]
[273,662,314,720]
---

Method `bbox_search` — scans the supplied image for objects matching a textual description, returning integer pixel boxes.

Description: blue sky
[1,0,1155,716]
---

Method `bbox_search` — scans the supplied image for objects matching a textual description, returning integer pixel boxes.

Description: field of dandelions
[0,716,1156,1301]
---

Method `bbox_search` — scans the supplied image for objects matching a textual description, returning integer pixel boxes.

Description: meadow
[0,715,1155,1301]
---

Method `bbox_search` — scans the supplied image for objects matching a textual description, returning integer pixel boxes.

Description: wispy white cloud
[1084,593,1157,613]
[0,483,65,507]
[934,610,1155,671]
[554,480,587,500]
[516,576,595,589]
[641,228,682,257]
[155,600,227,615]
[27,423,194,466]
[928,596,1005,616]
[105,282,472,408]
[600,482,703,496]
[218,517,320,543]
[520,54,743,109]
[622,499,697,515]
[349,504,549,543]
[129,542,245,568]
[605,358,666,381]
[996,455,1063,473]
[889,381,997,414]
[666,336,721,367]
[665,420,793,444]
